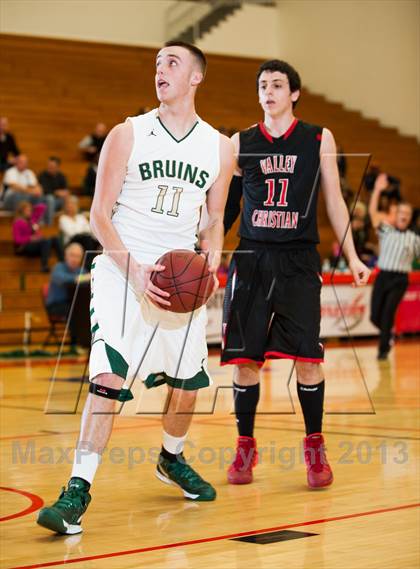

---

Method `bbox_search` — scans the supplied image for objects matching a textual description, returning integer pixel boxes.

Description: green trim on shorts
[91,322,99,334]
[118,388,134,402]
[105,343,129,380]
[90,307,95,317]
[144,367,210,391]
[91,262,96,269]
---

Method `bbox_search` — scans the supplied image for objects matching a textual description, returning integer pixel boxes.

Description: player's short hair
[164,41,207,76]
[48,156,61,164]
[256,60,301,107]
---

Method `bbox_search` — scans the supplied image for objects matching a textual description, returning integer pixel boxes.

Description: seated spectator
[78,122,107,160]
[38,156,70,221]
[59,196,91,244]
[82,153,98,196]
[59,196,99,268]
[3,155,53,224]
[46,242,89,347]
[0,117,20,172]
[12,201,63,272]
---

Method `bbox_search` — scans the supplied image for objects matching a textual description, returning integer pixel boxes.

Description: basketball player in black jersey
[222,60,370,488]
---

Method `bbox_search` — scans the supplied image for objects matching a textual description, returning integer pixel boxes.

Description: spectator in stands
[334,143,354,207]
[38,157,70,221]
[0,117,20,172]
[82,153,98,196]
[12,201,63,272]
[336,143,347,178]
[78,122,107,160]
[412,208,420,236]
[47,243,87,310]
[369,175,420,360]
[46,242,89,347]
[3,155,53,223]
[59,196,99,268]
[340,177,354,209]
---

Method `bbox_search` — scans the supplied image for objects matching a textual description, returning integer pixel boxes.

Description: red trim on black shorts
[264,350,324,363]
[221,357,264,368]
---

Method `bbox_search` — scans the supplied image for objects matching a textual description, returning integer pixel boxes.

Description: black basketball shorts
[221,243,324,367]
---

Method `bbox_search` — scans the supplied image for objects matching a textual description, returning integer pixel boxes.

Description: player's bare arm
[320,127,370,286]
[200,134,236,272]
[90,122,170,306]
[368,172,391,228]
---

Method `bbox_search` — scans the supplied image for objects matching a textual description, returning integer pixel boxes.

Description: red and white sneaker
[303,433,333,489]
[227,436,258,484]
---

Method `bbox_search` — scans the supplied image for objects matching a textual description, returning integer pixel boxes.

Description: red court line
[2,413,418,443]
[258,418,420,433]
[206,414,420,433]
[0,487,44,522]
[9,502,419,569]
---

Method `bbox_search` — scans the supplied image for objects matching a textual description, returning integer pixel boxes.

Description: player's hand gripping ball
[151,249,214,313]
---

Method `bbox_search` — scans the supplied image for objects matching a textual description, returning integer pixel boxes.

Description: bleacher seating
[0,33,419,345]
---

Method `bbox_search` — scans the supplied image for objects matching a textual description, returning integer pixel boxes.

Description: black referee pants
[370,271,408,354]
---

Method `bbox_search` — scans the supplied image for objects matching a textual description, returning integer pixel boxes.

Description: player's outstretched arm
[320,128,370,286]
[90,122,170,306]
[200,134,236,272]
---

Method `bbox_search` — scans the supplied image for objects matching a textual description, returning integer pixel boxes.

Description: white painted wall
[276,0,420,139]
[0,0,174,46]
[197,4,278,58]
[1,0,418,138]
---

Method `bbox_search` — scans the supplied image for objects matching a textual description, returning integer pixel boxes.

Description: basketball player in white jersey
[37,42,235,535]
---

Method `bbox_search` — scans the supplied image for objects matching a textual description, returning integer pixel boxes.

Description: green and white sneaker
[156,454,216,501]
[37,478,91,535]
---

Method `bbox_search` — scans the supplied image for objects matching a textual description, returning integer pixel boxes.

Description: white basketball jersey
[112,109,220,264]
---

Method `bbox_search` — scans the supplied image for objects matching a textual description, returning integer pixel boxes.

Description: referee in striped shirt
[369,173,420,359]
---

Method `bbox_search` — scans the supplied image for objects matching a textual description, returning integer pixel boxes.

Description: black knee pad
[89,382,133,402]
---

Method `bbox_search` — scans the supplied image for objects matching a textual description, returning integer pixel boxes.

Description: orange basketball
[151,249,214,313]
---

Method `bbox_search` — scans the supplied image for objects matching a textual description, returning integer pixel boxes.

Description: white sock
[71,449,101,484]
[162,431,187,455]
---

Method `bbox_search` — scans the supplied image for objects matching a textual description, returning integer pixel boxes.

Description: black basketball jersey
[237,119,323,247]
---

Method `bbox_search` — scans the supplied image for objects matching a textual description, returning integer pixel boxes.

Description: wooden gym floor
[0,340,419,568]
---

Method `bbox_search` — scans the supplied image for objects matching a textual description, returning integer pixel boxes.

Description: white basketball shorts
[89,254,211,393]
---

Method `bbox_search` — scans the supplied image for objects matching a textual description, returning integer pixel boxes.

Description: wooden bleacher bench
[1,32,419,348]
